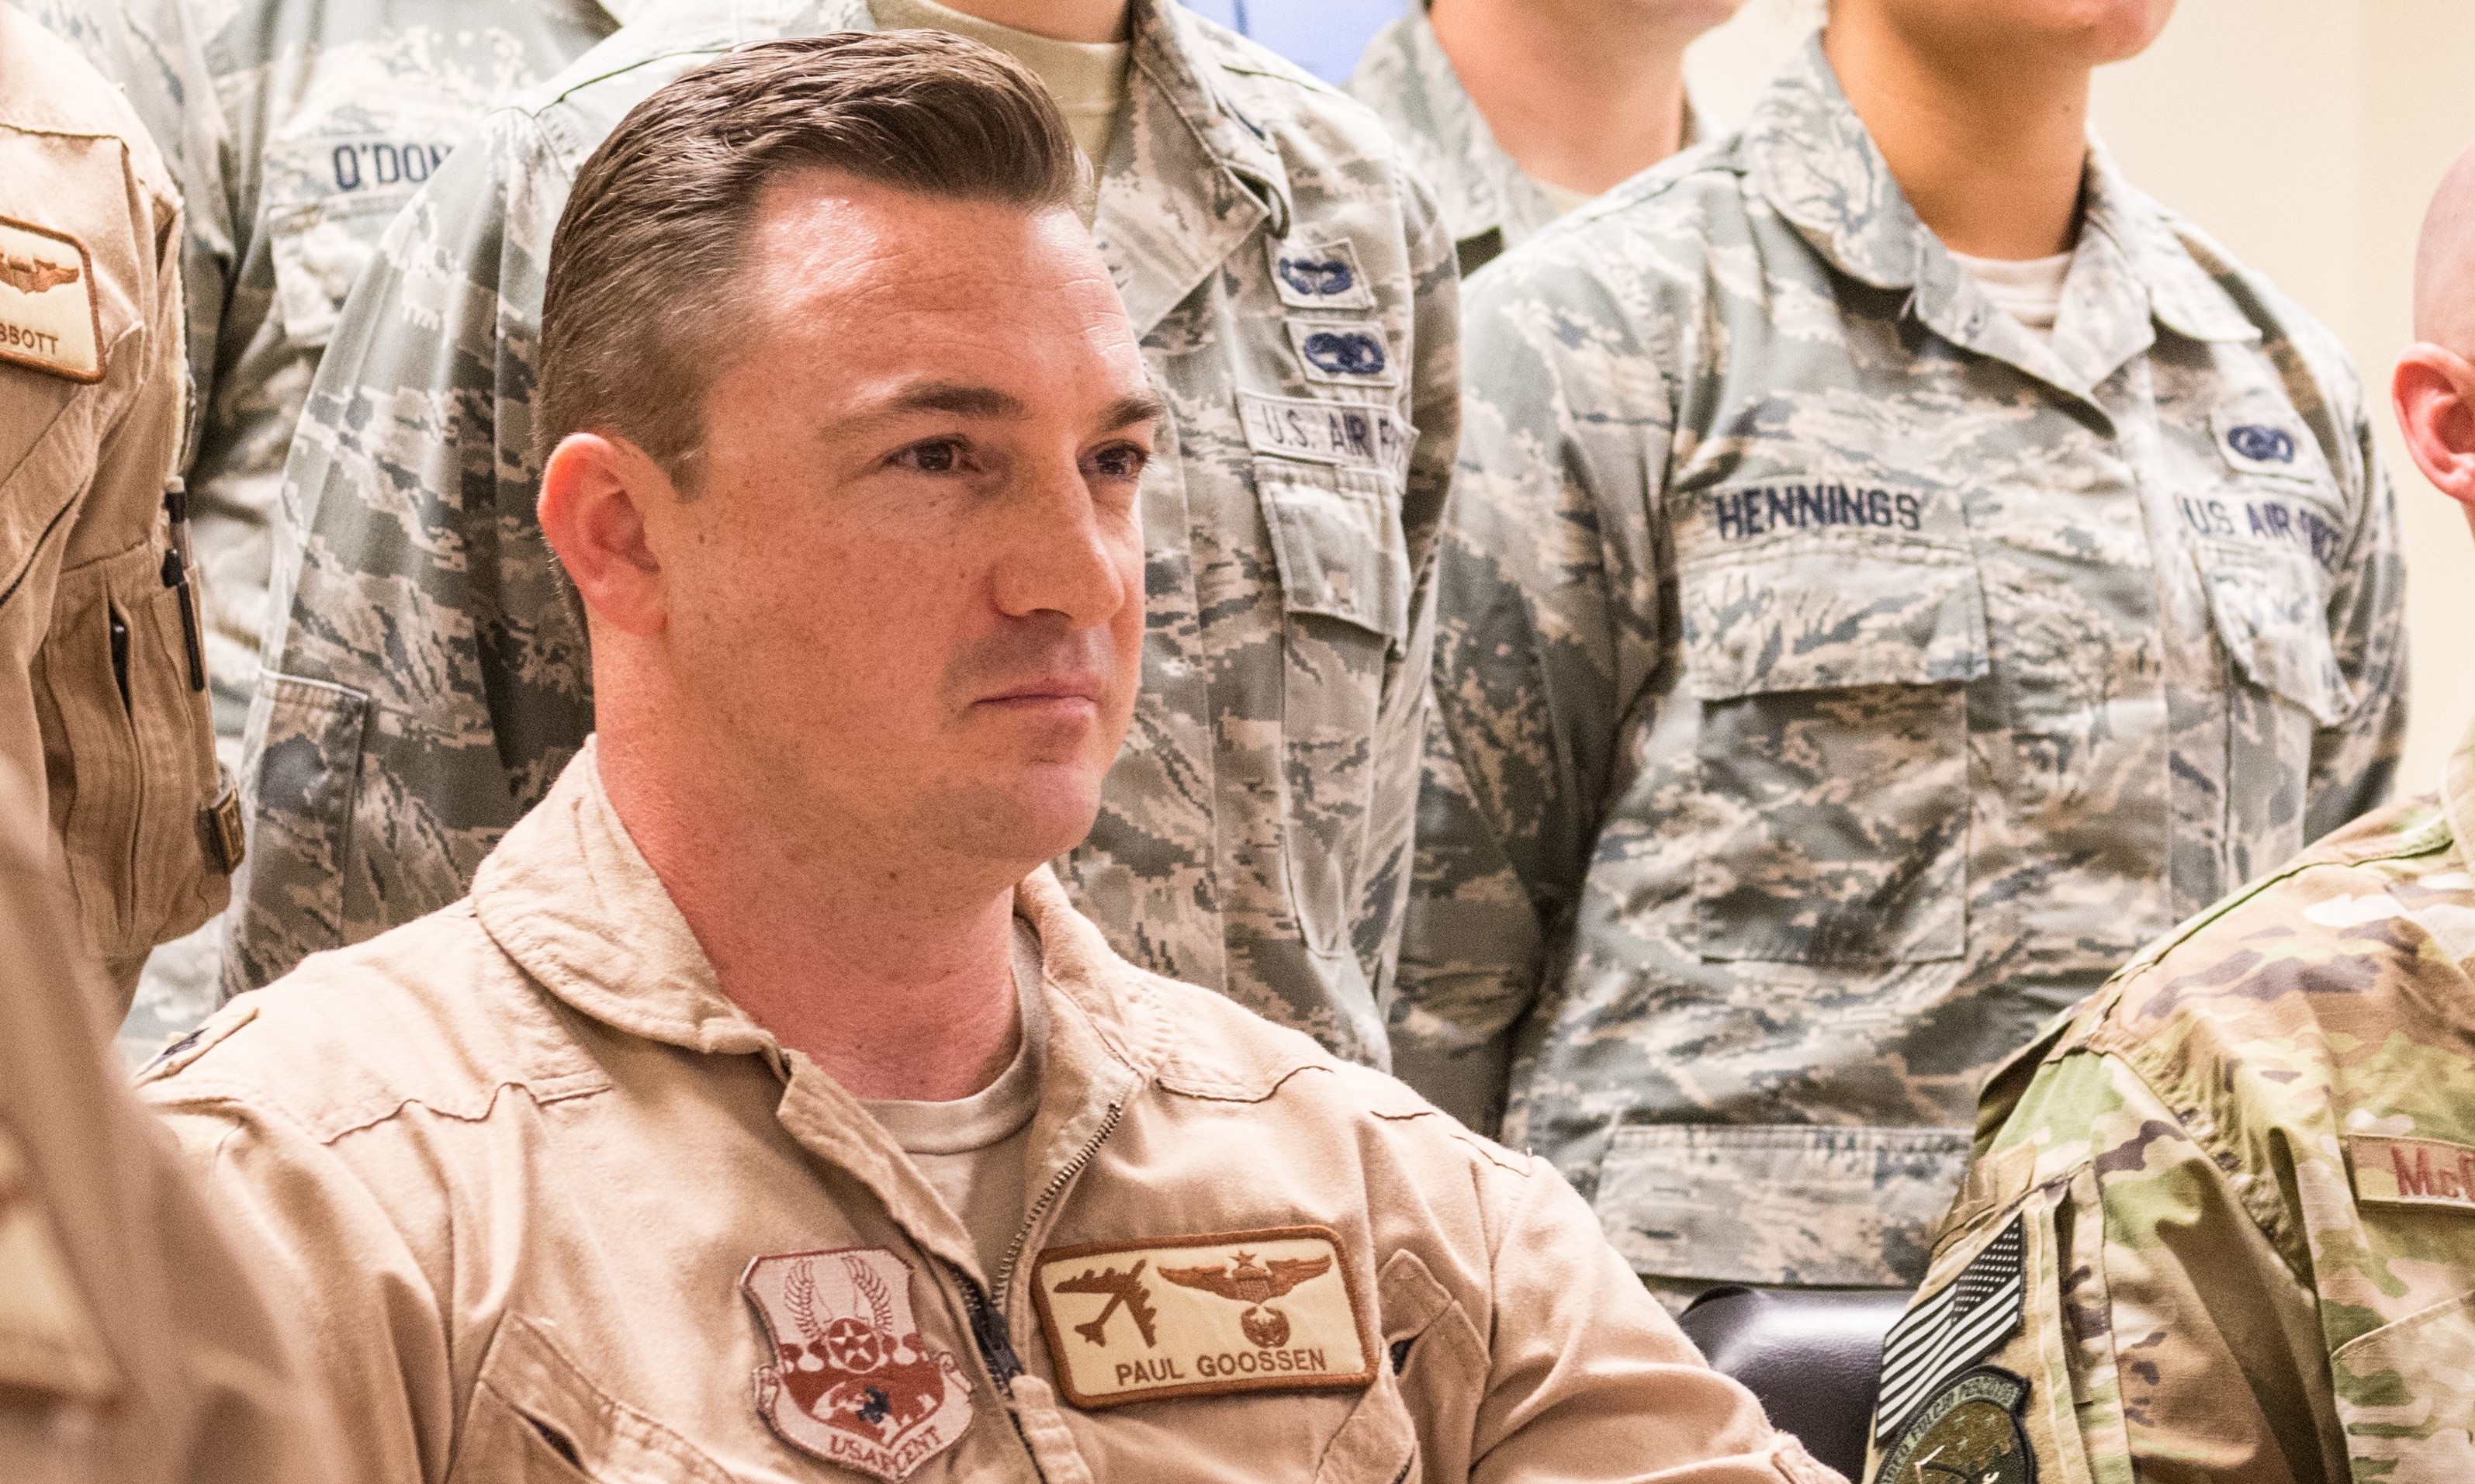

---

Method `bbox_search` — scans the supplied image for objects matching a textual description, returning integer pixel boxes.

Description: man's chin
[920,771,1106,868]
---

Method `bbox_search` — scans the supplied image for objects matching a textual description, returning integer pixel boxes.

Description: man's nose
[988,455,1134,628]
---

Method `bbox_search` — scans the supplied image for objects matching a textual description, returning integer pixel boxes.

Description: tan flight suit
[0,2,234,1005]
[0,759,334,1483]
[140,741,1841,1484]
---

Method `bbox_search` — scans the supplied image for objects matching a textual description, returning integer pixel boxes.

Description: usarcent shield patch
[1873,1366,2036,1484]
[742,1247,973,1481]
[1029,1226,1374,1409]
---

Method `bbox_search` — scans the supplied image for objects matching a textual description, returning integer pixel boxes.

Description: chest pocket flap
[267,190,414,351]
[1681,541,1989,699]
[2194,541,2353,727]
[454,1315,734,1484]
[1256,457,1411,646]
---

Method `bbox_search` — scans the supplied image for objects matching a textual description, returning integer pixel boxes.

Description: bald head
[2413,140,2475,355]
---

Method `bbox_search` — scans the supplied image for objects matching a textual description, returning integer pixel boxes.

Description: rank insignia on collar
[1029,1226,1375,1409]
[0,215,102,383]
[742,1247,973,1482]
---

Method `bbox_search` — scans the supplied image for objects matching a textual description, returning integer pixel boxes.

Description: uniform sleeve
[1865,1050,2334,1484]
[151,1099,452,1484]
[1390,249,1670,1131]
[1473,1157,1840,1484]
[1355,153,1462,1009]
[228,109,593,992]
[2304,382,2406,844]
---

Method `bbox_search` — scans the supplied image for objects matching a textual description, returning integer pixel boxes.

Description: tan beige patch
[1030,1226,1374,1409]
[0,215,101,382]
[2349,1134,2475,1211]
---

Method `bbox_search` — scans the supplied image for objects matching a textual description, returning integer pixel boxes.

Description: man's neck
[1822,12,2090,261]
[597,732,1023,1104]
[1429,0,1698,196]
[929,0,1130,43]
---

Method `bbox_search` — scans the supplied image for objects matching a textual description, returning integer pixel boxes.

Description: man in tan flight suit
[0,2,234,1005]
[140,35,1838,1484]
[0,757,332,1484]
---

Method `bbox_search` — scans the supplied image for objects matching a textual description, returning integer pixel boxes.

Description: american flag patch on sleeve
[1872,1215,2027,1444]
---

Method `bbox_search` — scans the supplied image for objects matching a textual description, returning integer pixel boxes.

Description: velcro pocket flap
[2194,540,2352,726]
[458,1315,733,1484]
[1256,457,1411,645]
[1681,544,1988,700]
[266,191,409,351]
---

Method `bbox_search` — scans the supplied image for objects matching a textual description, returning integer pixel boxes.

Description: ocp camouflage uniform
[27,0,623,1050]
[1400,38,2406,1295]
[1347,5,1698,278]
[234,0,1459,1067]
[1866,715,2475,1484]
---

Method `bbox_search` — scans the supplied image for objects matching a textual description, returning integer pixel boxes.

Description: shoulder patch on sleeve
[1875,1215,2027,1444]
[0,215,103,382]
[1873,1365,2036,1484]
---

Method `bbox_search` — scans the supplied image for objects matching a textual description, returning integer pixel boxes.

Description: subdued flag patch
[2349,1134,2475,1212]
[1030,1226,1375,1409]
[1874,1215,2027,1444]
[0,215,101,382]
[741,1247,973,1482]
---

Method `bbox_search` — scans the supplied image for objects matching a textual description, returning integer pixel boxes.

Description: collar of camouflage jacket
[1741,35,2259,390]
[465,740,1326,1108]
[599,0,1293,338]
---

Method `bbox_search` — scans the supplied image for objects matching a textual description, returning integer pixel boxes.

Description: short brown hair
[537,32,1083,489]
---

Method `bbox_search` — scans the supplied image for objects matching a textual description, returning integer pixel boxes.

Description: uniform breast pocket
[266,189,415,351]
[1681,541,1989,966]
[2193,536,2352,874]
[451,1316,734,1484]
[2328,1286,2475,1482]
[1254,455,1412,959]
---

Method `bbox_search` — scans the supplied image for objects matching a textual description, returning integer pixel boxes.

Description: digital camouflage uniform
[1867,716,2475,1484]
[234,0,1460,1067]
[1347,5,1697,278]
[27,0,623,1053]
[1400,38,2406,1295]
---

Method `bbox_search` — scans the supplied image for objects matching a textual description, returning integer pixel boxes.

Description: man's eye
[896,440,968,474]
[1089,443,1150,482]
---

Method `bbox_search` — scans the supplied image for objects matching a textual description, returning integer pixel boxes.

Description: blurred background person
[27,0,623,1059]
[1868,143,2475,1484]
[1400,0,2408,1307]
[1353,0,1743,275]
[2,2,226,1005]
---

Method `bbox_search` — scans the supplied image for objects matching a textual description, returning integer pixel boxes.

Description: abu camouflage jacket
[1869,717,2475,1484]
[1399,37,2406,1292]
[231,0,1459,1066]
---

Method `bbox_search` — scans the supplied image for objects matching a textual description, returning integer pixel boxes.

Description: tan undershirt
[860,922,1047,1284]
[869,0,1129,219]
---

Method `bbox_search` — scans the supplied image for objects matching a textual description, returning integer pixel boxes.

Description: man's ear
[2392,344,2475,511]
[538,432,671,638]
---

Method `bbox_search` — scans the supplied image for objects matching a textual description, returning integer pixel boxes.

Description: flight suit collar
[1743,36,2259,403]
[1096,0,1289,337]
[2443,713,2475,861]
[465,741,1275,1284]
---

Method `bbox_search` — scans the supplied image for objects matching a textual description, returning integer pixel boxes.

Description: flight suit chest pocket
[1681,543,1989,966]
[1255,453,1414,960]
[266,188,417,351]
[452,1316,734,1484]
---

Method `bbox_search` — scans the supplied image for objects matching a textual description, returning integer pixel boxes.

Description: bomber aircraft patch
[1030,1226,1374,1409]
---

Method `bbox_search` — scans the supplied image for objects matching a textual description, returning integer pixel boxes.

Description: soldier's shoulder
[1183,13,1411,181]
[1465,135,1757,317]
[2140,192,2359,382]
[135,902,605,1143]
[0,6,164,167]
[1130,972,1532,1176]
[2063,792,2469,1129]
